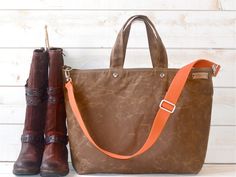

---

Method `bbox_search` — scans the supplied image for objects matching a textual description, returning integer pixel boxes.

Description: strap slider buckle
[159,99,176,114]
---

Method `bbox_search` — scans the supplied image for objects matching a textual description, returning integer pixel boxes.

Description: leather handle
[65,59,220,160]
[110,15,168,69]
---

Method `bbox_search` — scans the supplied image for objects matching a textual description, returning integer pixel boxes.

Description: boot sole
[40,170,69,177]
[13,168,39,175]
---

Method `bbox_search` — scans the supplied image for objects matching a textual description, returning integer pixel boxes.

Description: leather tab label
[192,72,209,79]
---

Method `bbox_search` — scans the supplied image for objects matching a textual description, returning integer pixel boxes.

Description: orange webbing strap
[65,59,220,160]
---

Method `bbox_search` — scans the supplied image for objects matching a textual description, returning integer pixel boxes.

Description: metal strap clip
[63,66,72,82]
[212,64,219,76]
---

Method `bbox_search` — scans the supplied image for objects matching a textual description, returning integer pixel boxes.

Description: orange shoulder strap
[65,59,220,160]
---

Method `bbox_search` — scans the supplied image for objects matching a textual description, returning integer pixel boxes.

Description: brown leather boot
[40,48,69,177]
[13,48,49,175]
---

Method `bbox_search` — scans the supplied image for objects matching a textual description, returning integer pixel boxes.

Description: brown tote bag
[63,15,220,174]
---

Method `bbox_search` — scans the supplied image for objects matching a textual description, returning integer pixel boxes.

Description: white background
[0,0,235,176]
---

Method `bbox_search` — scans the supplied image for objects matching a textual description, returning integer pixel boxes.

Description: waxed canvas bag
[63,15,220,174]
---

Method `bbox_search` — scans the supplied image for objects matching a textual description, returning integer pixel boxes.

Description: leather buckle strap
[21,134,44,144]
[25,87,47,106]
[47,87,64,104]
[45,135,68,145]
[48,96,64,104]
[26,87,45,97]
[47,87,63,95]
[26,95,47,106]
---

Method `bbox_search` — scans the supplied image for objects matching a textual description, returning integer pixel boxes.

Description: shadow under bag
[63,15,220,174]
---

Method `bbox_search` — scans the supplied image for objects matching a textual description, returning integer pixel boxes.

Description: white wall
[0,0,235,164]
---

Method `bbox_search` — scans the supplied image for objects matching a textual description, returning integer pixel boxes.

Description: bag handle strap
[110,15,168,69]
[65,60,220,160]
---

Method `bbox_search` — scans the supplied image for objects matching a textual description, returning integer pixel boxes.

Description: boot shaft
[24,48,67,135]
[27,49,49,88]
[48,48,64,87]
[41,48,69,176]
[24,49,49,134]
[45,48,67,136]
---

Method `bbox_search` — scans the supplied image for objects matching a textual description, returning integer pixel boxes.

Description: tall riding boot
[40,48,69,177]
[13,49,49,175]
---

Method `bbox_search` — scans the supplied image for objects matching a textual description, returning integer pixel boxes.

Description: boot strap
[45,135,68,145]
[21,134,44,144]
[25,87,47,106]
[47,87,64,104]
